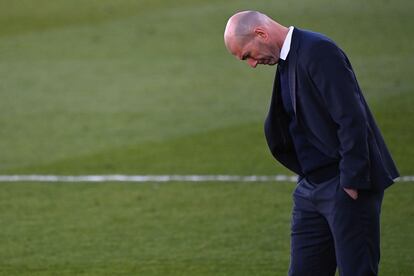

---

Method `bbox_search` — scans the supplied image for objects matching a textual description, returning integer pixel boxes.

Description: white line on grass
[0,175,412,183]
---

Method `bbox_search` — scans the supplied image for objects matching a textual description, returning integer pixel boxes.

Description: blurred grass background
[0,0,413,275]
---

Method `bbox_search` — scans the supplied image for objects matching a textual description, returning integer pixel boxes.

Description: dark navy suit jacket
[264,28,399,191]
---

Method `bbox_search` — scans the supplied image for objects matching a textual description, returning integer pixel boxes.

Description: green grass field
[0,0,413,275]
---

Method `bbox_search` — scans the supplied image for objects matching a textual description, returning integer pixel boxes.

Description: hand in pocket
[343,188,358,200]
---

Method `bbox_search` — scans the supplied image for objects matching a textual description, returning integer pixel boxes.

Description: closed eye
[242,53,250,60]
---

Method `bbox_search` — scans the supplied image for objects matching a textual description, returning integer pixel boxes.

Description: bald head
[224,11,272,51]
[224,11,288,68]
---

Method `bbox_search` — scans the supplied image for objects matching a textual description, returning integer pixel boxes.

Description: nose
[247,58,258,68]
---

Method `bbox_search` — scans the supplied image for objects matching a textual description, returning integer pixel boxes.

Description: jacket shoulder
[294,28,344,65]
[295,29,340,52]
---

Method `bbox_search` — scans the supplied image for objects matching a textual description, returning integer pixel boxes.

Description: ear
[254,27,268,40]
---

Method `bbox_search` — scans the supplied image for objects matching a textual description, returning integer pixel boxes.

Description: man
[224,11,399,276]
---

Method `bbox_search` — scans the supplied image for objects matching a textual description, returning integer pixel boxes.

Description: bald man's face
[226,33,280,68]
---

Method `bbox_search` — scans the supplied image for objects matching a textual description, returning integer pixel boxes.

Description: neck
[267,22,289,58]
[277,25,289,50]
[266,20,289,51]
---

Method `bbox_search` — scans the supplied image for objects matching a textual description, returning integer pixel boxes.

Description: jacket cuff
[340,174,371,190]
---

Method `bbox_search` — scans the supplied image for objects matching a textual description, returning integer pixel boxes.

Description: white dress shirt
[280,26,294,61]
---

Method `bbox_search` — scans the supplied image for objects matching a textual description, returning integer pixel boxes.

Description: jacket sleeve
[307,40,371,189]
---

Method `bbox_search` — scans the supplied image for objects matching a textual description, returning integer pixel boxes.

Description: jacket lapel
[287,28,300,115]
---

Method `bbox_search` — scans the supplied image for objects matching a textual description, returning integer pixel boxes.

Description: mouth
[260,60,276,65]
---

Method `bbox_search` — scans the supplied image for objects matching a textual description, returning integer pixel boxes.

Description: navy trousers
[288,175,384,276]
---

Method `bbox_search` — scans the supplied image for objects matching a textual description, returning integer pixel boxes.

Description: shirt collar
[279,26,294,61]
